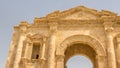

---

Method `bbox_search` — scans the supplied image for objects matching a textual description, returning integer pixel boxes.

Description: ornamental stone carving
[6,6,120,68]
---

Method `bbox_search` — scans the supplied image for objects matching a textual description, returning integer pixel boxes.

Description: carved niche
[20,33,47,68]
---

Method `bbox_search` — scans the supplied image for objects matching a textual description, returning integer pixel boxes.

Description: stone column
[116,37,120,68]
[13,33,26,68]
[13,22,28,68]
[24,42,31,59]
[56,55,64,68]
[48,22,57,68]
[96,55,106,68]
[40,37,46,68]
[106,29,116,68]
[6,28,19,68]
[103,20,116,68]
[41,37,46,60]
[28,43,33,59]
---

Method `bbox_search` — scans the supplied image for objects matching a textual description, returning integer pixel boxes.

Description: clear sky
[0,0,120,68]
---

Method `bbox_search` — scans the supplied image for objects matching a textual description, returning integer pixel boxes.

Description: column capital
[19,21,28,35]
[43,36,47,43]
[48,22,58,35]
[105,28,114,33]
[106,32,117,68]
[96,55,106,60]
[105,29,114,40]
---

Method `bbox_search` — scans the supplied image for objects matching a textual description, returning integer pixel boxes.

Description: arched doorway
[64,43,96,68]
[56,35,106,68]
[66,55,93,68]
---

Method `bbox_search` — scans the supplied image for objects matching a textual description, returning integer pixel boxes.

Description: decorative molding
[33,6,118,25]
[96,55,106,61]
[48,22,58,35]
[56,35,106,56]
[13,6,120,29]
[19,21,28,34]
[7,5,120,68]
[26,34,48,43]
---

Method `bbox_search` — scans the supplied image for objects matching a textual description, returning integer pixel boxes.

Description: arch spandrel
[56,35,106,56]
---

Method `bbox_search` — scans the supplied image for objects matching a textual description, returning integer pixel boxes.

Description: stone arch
[64,43,96,68]
[56,35,106,68]
[56,35,106,56]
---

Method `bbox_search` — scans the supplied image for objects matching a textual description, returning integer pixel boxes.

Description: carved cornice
[45,6,117,19]
[32,17,120,30]
[34,19,104,26]
[33,16,120,26]
[18,21,29,35]
[12,6,120,35]
[100,10,117,16]
[14,6,120,29]
[19,21,29,26]
[25,34,48,44]
[34,6,118,24]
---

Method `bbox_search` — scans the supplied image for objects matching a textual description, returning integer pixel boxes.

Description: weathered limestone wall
[6,6,120,68]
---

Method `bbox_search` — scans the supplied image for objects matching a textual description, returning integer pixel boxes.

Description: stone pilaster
[41,37,46,60]
[24,42,31,59]
[23,35,32,60]
[13,22,28,68]
[56,55,64,68]
[116,37,120,68]
[96,55,106,68]
[106,29,116,68]
[40,37,47,68]
[27,42,33,60]
[6,27,19,68]
[103,20,116,68]
[47,22,57,68]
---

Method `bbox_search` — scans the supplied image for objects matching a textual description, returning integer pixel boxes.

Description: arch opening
[56,35,106,68]
[66,55,93,68]
[64,43,97,68]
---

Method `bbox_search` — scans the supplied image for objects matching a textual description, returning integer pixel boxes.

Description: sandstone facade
[6,6,120,68]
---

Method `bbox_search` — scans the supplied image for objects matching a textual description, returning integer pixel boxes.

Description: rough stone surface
[6,6,120,68]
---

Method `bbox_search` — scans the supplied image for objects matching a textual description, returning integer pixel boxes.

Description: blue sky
[0,0,120,68]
